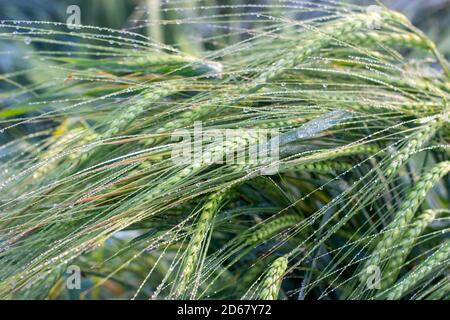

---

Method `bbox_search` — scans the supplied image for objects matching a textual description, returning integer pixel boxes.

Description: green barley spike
[259,256,288,300]
[175,190,227,298]
[102,85,173,139]
[386,240,450,300]
[281,160,353,174]
[361,161,450,287]
[385,117,443,177]
[383,209,443,287]
[251,10,410,89]
[247,214,302,245]
[145,130,261,202]
[154,10,409,134]
[346,31,436,51]
[32,127,84,180]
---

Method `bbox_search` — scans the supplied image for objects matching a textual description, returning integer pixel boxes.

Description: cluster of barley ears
[0,1,448,300]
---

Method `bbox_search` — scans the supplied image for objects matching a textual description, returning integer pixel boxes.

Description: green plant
[258,256,288,300]
[360,161,450,288]
[0,1,448,300]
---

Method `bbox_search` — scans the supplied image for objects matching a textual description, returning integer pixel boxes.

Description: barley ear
[361,161,450,287]
[174,190,227,298]
[383,209,443,287]
[247,214,302,245]
[259,256,288,300]
[386,240,450,300]
[385,118,443,177]
[281,160,352,174]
